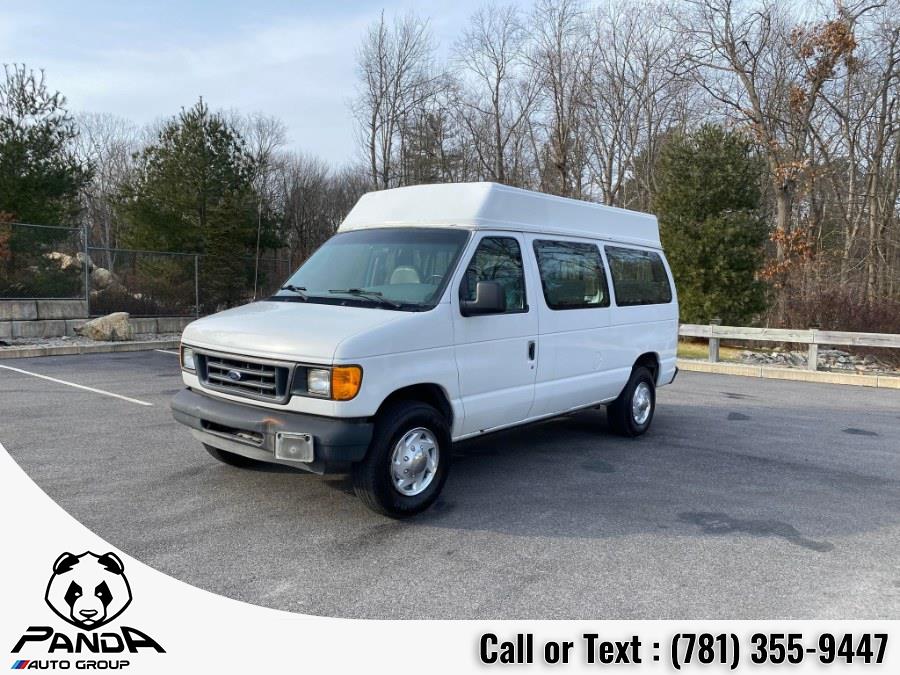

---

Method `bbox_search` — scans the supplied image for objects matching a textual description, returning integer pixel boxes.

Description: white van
[172,182,678,516]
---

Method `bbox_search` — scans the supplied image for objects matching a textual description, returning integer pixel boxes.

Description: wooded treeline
[1,0,898,328]
[351,0,900,330]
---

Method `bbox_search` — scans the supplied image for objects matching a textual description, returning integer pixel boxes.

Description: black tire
[352,400,451,518]
[606,366,656,437]
[203,443,266,468]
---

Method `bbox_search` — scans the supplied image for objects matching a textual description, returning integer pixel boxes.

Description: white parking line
[155,349,179,355]
[0,365,153,407]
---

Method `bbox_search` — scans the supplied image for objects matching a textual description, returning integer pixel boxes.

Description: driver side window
[460,236,527,313]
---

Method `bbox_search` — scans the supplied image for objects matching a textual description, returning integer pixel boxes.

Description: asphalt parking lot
[1,350,899,619]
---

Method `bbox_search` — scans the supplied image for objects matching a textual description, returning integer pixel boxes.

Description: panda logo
[44,551,132,631]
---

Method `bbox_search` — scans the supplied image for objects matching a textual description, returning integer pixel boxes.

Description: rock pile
[44,251,133,300]
[740,348,890,373]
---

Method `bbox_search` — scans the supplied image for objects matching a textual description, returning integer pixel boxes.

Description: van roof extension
[338,182,661,249]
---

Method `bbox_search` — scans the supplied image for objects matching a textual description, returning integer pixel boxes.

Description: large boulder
[91,267,117,290]
[75,252,94,272]
[44,252,78,270]
[75,312,134,342]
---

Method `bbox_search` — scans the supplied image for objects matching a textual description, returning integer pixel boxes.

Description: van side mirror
[460,281,506,316]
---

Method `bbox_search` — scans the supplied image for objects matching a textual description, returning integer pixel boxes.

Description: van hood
[181,300,408,363]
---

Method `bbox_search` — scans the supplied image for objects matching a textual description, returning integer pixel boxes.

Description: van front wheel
[606,367,656,437]
[352,401,451,517]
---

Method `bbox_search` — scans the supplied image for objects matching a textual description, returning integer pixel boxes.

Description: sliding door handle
[527,340,536,360]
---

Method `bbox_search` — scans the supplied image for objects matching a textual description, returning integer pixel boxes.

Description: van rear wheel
[606,367,656,437]
[203,443,265,468]
[352,401,451,518]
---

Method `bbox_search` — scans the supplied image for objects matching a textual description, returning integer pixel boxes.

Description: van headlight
[181,345,196,371]
[307,369,331,397]
[299,366,363,401]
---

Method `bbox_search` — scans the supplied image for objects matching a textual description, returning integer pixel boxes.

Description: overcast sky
[0,0,486,165]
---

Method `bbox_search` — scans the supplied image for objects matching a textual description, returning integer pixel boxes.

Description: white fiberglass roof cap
[338,182,661,248]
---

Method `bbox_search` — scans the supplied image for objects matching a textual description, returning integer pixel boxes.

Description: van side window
[605,246,672,306]
[461,237,527,312]
[533,240,610,310]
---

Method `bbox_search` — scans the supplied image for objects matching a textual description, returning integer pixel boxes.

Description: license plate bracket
[274,432,314,463]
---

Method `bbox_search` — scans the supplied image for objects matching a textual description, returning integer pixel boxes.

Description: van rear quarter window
[533,240,610,310]
[605,246,672,306]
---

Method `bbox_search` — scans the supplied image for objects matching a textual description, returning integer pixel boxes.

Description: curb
[678,358,900,389]
[0,339,180,360]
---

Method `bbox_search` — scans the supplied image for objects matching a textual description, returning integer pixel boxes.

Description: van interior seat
[546,279,587,306]
[390,266,420,285]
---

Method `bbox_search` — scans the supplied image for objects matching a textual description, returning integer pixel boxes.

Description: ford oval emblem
[226,369,242,382]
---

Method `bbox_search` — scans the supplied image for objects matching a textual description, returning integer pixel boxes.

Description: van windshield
[272,227,470,311]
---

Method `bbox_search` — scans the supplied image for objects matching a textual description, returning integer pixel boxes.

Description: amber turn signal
[332,366,363,401]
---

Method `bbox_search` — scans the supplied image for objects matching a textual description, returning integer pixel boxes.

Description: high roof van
[171,182,679,516]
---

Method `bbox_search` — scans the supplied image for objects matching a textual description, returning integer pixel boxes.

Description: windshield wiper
[279,284,309,300]
[327,288,402,309]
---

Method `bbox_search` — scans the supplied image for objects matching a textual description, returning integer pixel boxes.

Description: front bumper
[171,388,373,474]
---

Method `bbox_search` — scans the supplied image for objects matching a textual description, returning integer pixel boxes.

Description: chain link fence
[0,222,86,299]
[88,247,199,317]
[0,223,293,317]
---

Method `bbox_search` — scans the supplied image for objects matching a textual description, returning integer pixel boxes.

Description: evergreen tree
[123,99,269,310]
[0,65,89,298]
[654,125,768,325]
[0,64,89,225]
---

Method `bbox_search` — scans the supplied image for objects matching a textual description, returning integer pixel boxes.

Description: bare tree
[228,111,287,205]
[278,152,331,265]
[231,112,288,297]
[397,86,462,185]
[676,0,857,263]
[811,4,900,301]
[73,112,141,265]
[453,3,537,184]
[353,12,438,189]
[583,1,695,207]
[276,154,368,266]
[324,164,371,228]
[527,0,592,198]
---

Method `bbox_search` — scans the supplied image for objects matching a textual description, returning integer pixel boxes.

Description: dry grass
[677,340,744,362]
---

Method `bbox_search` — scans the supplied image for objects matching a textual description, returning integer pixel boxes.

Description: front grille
[198,351,291,403]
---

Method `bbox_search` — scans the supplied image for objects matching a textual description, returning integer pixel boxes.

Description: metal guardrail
[680,322,900,372]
